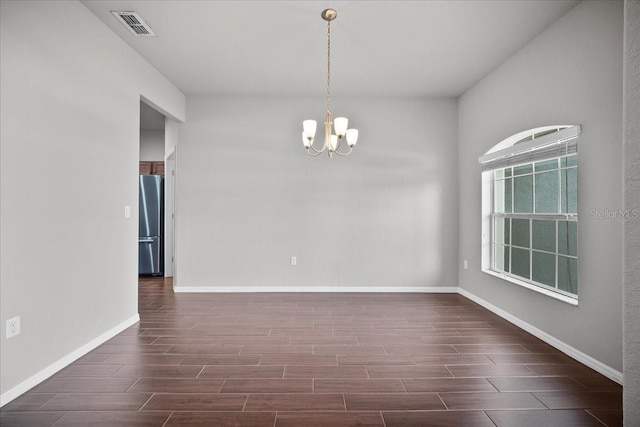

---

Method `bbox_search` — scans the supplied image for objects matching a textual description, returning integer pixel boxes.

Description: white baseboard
[174,286,460,293]
[0,314,140,407]
[458,288,623,385]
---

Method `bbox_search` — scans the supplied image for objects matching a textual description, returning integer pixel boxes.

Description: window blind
[479,125,580,172]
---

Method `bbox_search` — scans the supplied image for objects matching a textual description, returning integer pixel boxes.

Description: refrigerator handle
[139,238,154,243]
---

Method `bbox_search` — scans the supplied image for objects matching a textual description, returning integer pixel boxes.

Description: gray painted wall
[0,1,184,398]
[458,0,624,371]
[623,0,640,423]
[176,96,458,289]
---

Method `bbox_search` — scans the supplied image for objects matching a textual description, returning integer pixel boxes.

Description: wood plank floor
[1,277,622,426]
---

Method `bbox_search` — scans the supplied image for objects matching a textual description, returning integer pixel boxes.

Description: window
[479,126,579,304]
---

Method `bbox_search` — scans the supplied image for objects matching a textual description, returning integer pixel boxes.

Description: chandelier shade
[346,129,359,147]
[302,9,359,158]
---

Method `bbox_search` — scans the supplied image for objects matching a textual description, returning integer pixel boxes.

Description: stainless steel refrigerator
[139,175,163,275]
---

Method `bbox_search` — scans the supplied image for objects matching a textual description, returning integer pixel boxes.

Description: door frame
[164,148,176,279]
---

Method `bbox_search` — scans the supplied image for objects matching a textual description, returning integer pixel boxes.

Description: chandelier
[302,9,359,158]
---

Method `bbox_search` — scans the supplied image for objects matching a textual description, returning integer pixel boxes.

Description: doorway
[139,100,168,277]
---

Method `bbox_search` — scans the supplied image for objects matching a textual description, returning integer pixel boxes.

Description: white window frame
[480,125,580,306]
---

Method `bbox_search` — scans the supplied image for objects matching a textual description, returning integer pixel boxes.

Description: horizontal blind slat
[481,140,577,171]
[479,125,580,172]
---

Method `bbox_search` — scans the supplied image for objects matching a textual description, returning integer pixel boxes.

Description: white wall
[176,95,458,290]
[458,0,623,373]
[0,0,185,402]
[623,0,640,423]
[140,130,165,161]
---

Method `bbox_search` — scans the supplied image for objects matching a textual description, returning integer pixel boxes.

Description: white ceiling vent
[111,11,156,37]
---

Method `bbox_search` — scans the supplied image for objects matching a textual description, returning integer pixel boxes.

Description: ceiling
[82,0,579,98]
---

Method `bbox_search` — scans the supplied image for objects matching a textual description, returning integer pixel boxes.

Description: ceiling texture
[82,0,579,98]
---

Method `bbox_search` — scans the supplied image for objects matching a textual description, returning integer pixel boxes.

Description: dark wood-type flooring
[1,277,623,426]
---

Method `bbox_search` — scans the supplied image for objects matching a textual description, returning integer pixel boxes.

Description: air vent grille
[111,11,156,37]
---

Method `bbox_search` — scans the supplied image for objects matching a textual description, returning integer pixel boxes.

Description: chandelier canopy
[302,9,359,158]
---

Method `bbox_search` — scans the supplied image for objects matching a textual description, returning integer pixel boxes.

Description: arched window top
[479,125,580,171]
[486,126,573,155]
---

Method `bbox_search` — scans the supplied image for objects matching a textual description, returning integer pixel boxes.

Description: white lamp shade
[346,129,359,146]
[329,135,338,151]
[303,120,317,137]
[301,131,311,148]
[334,117,348,137]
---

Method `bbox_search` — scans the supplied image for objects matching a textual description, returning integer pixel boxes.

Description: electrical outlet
[6,316,20,339]
[463,260,468,270]
[290,256,297,266]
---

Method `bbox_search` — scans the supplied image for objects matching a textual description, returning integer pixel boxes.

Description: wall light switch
[290,256,297,266]
[124,205,131,218]
[463,260,468,270]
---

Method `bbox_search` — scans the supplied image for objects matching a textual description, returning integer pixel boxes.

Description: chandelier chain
[326,18,331,116]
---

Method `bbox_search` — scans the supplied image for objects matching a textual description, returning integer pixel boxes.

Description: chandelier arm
[333,136,352,156]
[307,139,327,154]
[306,148,324,157]
[333,145,353,156]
